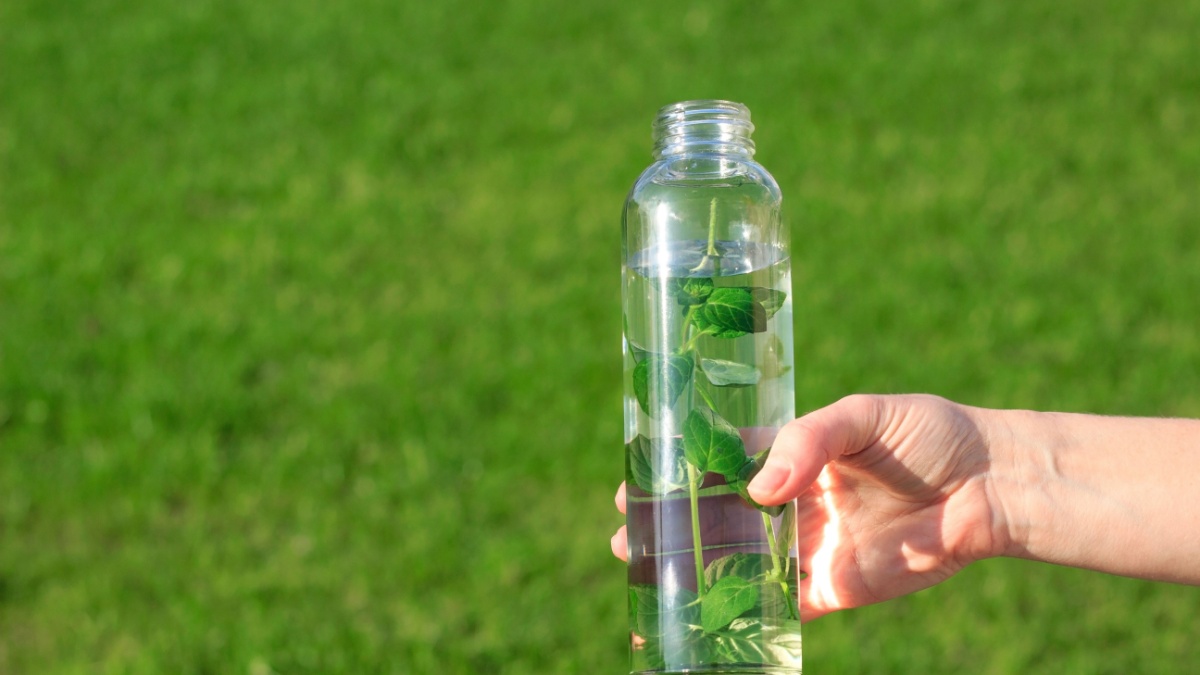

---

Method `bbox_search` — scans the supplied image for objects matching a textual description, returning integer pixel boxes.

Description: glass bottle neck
[651,100,756,160]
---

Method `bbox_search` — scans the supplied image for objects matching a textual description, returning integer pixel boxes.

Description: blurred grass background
[2,0,1200,672]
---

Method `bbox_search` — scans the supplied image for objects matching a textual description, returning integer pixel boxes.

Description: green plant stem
[689,198,722,274]
[762,512,784,576]
[677,304,711,354]
[688,464,707,597]
[677,305,699,350]
[694,380,718,411]
[678,307,707,598]
[762,511,799,621]
[680,328,710,354]
[706,197,718,256]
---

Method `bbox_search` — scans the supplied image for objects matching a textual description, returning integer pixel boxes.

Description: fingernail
[611,531,629,561]
[748,464,789,501]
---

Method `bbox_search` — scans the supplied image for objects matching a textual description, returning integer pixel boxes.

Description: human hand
[612,394,1006,621]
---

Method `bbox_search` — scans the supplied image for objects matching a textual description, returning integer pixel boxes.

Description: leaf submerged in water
[700,358,761,387]
[727,448,786,517]
[625,435,689,495]
[701,575,759,633]
[682,407,745,477]
[691,287,766,338]
[632,352,694,416]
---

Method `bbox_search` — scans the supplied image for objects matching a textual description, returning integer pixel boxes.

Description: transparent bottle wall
[622,101,801,674]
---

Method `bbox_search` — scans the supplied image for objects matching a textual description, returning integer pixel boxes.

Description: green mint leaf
[728,448,786,516]
[628,585,641,632]
[632,359,649,413]
[706,555,799,620]
[778,504,797,553]
[665,626,709,665]
[691,287,767,338]
[701,575,759,633]
[627,341,651,364]
[756,579,796,618]
[759,333,792,381]
[630,584,660,637]
[704,552,774,589]
[705,618,804,665]
[623,314,650,363]
[762,622,805,662]
[682,408,746,477]
[625,435,690,495]
[659,277,715,306]
[700,358,761,387]
[630,584,699,638]
[750,287,787,319]
[704,617,769,664]
[632,352,694,416]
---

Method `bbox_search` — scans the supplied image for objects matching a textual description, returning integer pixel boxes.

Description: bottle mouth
[652,100,755,159]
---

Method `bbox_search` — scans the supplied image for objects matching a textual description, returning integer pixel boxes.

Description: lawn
[2,0,1199,673]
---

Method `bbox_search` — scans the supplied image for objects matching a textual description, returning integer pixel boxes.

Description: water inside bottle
[623,240,801,674]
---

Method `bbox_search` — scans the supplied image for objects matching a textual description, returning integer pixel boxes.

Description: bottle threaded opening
[652,99,755,159]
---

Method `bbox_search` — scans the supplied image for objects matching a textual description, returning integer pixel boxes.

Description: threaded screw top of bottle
[652,100,756,159]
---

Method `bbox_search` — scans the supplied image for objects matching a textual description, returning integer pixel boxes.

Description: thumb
[748,394,887,505]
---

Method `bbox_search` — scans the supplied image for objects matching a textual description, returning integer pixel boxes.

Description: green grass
[2,0,1199,672]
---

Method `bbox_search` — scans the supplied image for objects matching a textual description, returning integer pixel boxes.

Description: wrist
[978,407,1089,566]
[971,405,1044,561]
[976,408,1200,582]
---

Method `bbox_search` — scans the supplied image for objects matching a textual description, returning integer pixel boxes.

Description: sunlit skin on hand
[614,395,999,620]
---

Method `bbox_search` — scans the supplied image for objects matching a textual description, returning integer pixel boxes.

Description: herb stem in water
[694,380,718,412]
[763,511,799,621]
[688,198,722,275]
[688,464,707,597]
[706,198,718,257]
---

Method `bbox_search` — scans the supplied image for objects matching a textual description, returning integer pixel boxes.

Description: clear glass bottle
[622,100,800,674]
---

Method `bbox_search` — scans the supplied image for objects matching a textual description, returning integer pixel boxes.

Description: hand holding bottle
[614,394,1200,620]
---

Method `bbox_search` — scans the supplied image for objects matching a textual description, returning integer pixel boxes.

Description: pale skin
[611,394,1200,621]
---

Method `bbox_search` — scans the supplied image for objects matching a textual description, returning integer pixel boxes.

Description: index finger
[748,394,886,505]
